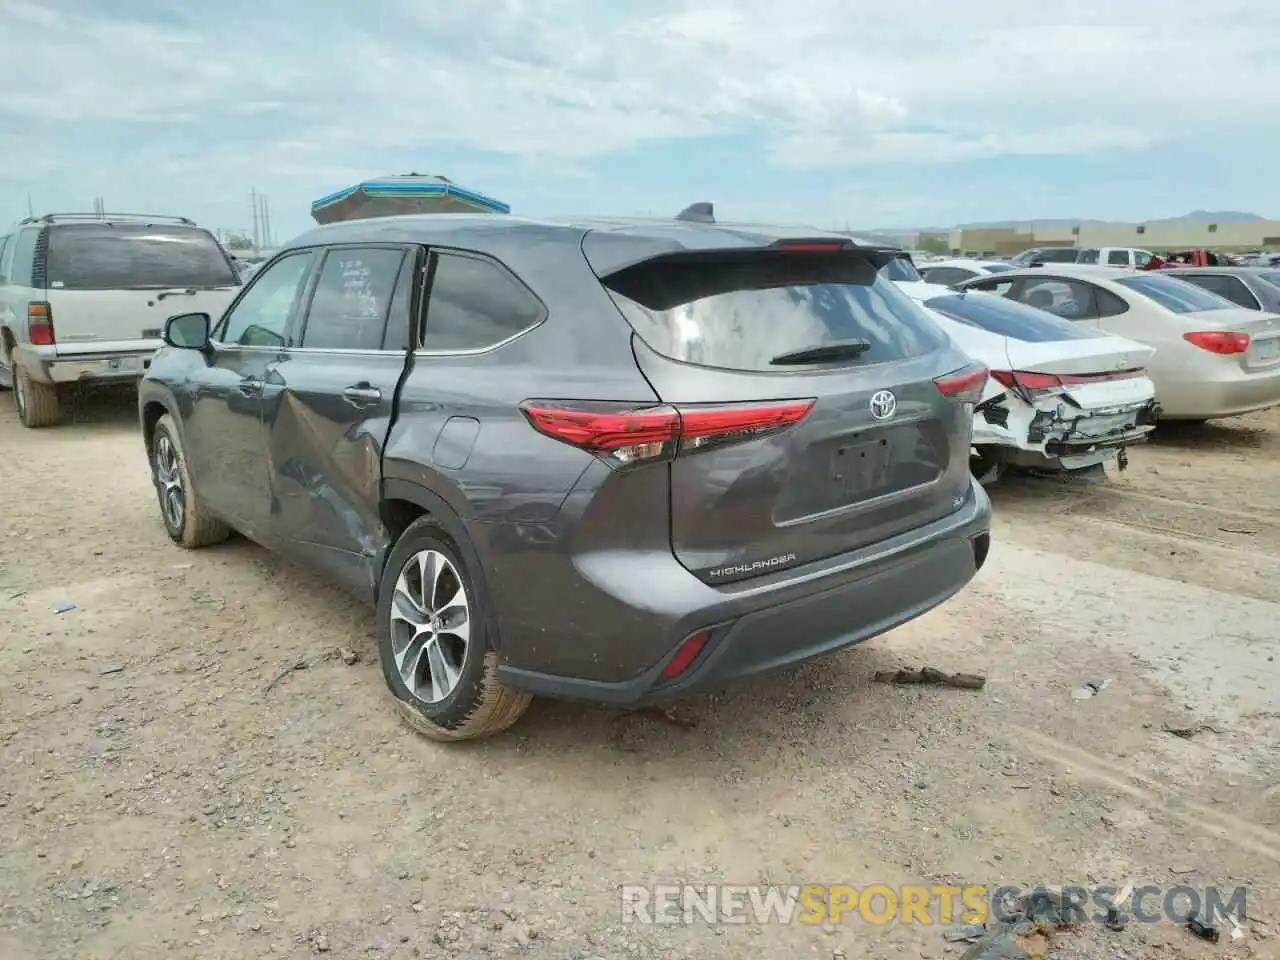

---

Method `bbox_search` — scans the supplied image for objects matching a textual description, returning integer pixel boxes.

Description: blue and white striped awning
[311,174,510,224]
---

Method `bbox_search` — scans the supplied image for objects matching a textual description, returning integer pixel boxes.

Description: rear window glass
[46,224,239,290]
[925,293,1105,342]
[1259,270,1280,287]
[1114,275,1234,314]
[982,263,1014,274]
[603,253,948,370]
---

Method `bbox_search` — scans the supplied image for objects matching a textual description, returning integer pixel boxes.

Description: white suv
[0,213,242,427]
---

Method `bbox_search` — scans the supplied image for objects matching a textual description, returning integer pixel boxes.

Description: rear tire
[377,517,531,742]
[14,364,60,427]
[151,414,231,548]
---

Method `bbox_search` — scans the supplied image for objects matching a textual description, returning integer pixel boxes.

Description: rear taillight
[1183,331,1250,355]
[27,302,54,345]
[520,399,815,468]
[990,368,1146,396]
[934,363,988,403]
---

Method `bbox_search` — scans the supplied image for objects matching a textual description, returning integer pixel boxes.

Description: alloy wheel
[389,549,471,704]
[153,434,186,531]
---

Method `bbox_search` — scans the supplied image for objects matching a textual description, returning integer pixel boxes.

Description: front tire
[377,517,531,741]
[151,414,231,548]
[14,364,60,427]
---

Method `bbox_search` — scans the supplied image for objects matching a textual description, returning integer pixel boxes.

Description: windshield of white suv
[1114,275,1236,314]
[45,224,239,290]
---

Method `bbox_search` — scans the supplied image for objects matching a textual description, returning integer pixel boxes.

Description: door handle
[237,376,263,397]
[342,384,382,404]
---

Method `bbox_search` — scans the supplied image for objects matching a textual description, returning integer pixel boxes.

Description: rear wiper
[769,339,872,365]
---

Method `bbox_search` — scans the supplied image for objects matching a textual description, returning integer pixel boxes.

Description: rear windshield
[982,263,1014,274]
[925,293,1104,342]
[1114,275,1234,314]
[603,253,949,371]
[45,224,239,290]
[878,255,922,282]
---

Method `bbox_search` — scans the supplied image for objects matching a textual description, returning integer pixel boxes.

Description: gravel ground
[1,389,1278,960]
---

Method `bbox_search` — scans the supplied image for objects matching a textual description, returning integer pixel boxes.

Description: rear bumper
[495,477,991,706]
[1158,368,1280,420]
[14,343,160,385]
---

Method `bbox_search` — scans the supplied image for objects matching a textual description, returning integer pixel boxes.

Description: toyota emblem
[869,390,897,421]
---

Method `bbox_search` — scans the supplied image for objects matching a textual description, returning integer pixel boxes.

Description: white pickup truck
[0,213,242,427]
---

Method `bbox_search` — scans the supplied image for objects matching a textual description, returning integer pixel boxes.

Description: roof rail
[19,212,197,227]
[675,202,715,224]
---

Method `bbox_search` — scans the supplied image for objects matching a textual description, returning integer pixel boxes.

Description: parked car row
[883,255,1280,480]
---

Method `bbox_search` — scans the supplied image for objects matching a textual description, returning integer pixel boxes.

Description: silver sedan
[955,265,1280,421]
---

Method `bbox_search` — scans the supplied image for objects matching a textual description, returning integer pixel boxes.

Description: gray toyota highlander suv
[138,207,992,741]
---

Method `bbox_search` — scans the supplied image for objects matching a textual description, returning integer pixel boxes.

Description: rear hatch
[589,242,982,584]
[41,222,240,353]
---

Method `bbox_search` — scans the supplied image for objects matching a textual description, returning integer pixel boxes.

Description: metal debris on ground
[97,664,125,676]
[1187,910,1221,942]
[1163,722,1221,739]
[1072,677,1111,699]
[53,602,77,614]
[873,666,986,690]
[943,923,986,942]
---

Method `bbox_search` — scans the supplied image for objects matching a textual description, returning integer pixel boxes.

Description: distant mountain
[880,210,1267,232]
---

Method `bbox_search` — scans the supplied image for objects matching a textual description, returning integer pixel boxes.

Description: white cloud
[1,0,1277,231]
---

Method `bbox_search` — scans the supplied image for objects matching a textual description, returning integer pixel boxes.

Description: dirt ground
[2,389,1278,960]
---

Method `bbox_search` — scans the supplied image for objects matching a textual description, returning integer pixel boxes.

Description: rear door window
[420,251,545,352]
[602,252,948,371]
[1015,278,1097,320]
[8,228,38,288]
[925,293,1105,342]
[1078,248,1100,264]
[45,224,239,291]
[299,247,407,351]
[1106,249,1130,266]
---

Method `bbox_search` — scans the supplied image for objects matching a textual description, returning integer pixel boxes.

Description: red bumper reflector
[660,631,710,681]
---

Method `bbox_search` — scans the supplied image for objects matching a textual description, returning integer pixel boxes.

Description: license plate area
[833,437,893,498]
[1251,337,1280,365]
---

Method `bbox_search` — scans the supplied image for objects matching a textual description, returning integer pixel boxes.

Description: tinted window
[983,263,1014,274]
[966,278,1015,298]
[300,248,406,350]
[383,255,416,351]
[878,256,922,282]
[1017,278,1096,320]
[603,253,948,370]
[45,224,239,290]
[1095,288,1130,318]
[1177,274,1259,309]
[8,228,38,287]
[1078,248,1100,264]
[1107,249,1130,266]
[925,293,1104,342]
[218,251,315,347]
[1035,248,1080,263]
[1114,275,1235,314]
[421,252,544,351]
[922,267,976,286]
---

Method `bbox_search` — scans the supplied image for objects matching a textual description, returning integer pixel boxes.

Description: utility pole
[26,192,34,217]
[262,196,272,248]
[250,189,260,249]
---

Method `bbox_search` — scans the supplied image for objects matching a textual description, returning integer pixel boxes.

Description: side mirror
[164,312,212,351]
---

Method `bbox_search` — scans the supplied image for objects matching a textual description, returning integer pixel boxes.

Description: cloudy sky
[1,0,1277,241]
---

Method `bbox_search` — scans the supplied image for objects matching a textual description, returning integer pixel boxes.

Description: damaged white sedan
[907,290,1160,481]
